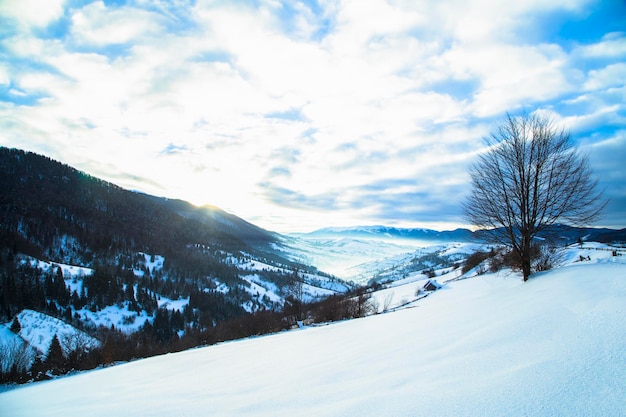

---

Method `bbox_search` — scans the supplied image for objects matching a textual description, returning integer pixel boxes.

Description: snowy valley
[1,148,625,416]
[2,242,625,416]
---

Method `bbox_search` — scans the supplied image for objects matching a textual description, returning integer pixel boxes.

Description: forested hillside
[0,147,353,383]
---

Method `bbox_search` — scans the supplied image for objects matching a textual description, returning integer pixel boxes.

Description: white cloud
[0,0,624,232]
[576,32,626,58]
[436,34,574,116]
[584,63,626,91]
[562,102,625,135]
[0,0,66,29]
[70,1,164,46]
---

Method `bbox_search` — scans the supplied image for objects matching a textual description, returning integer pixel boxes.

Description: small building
[422,279,442,292]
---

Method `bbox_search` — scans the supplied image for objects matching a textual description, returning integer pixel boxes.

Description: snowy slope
[0,327,37,374]
[285,234,487,284]
[13,310,100,356]
[284,235,426,280]
[347,241,485,284]
[2,245,624,417]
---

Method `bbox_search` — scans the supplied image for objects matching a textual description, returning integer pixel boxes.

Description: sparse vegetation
[532,245,564,273]
[462,251,491,275]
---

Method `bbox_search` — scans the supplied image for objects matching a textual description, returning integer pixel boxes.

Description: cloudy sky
[1,0,625,232]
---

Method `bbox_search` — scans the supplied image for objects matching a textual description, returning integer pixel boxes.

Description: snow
[156,296,189,312]
[286,237,487,283]
[287,236,423,280]
[2,244,624,417]
[76,304,152,333]
[22,258,93,280]
[11,310,99,356]
[240,274,283,304]
[139,252,165,274]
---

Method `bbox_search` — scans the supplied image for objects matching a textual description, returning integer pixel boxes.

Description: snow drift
[1,257,625,416]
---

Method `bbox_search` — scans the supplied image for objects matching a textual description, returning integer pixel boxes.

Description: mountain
[297,225,474,242]
[2,146,622,385]
[0,147,353,382]
[0,147,284,264]
[2,243,624,416]
[300,224,626,245]
[288,224,626,284]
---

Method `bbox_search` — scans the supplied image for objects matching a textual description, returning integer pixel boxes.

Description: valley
[2,242,624,416]
[1,147,624,417]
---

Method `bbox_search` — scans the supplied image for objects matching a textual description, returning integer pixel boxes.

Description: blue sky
[1,0,624,232]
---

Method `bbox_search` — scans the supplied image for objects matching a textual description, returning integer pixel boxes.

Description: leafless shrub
[532,245,564,273]
[0,339,35,376]
[462,251,491,275]
[382,292,394,312]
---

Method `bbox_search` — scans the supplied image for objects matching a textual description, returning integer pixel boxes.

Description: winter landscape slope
[2,244,624,417]
[287,225,626,283]
[0,147,353,365]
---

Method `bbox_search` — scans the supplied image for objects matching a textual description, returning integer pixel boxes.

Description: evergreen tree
[45,334,66,375]
[10,316,21,334]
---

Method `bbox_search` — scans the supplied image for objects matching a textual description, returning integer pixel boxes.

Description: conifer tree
[10,317,21,334]
[45,334,66,375]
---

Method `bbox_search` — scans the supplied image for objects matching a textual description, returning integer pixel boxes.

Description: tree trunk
[521,245,531,282]
[522,256,531,281]
[521,235,532,282]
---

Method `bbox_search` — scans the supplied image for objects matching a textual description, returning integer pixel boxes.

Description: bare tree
[464,111,605,281]
[0,339,35,376]
[382,291,394,313]
[61,331,100,371]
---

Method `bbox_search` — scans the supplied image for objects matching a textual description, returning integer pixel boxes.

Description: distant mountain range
[298,225,474,242]
[300,224,626,245]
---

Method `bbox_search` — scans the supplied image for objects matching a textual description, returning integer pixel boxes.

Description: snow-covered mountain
[281,234,425,280]
[0,147,355,372]
[287,224,626,283]
[2,243,624,416]
[2,146,625,394]
[284,235,484,284]
[0,309,100,379]
[296,224,626,245]
[295,225,474,243]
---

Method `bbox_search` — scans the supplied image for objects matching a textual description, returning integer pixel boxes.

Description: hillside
[9,310,99,355]
[0,147,348,303]
[0,147,352,382]
[290,224,626,282]
[2,146,624,390]
[1,244,624,416]
[0,147,286,263]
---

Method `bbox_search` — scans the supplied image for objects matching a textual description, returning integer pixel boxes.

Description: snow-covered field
[2,244,624,417]
[286,234,486,284]
[285,235,424,280]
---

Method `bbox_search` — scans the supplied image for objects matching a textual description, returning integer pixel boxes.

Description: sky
[0,0,625,233]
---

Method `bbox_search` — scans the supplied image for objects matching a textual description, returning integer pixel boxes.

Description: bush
[489,247,517,273]
[485,245,563,275]
[462,251,491,274]
[532,245,564,273]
